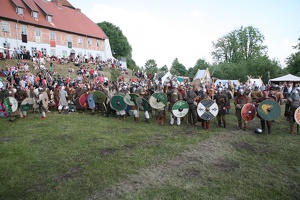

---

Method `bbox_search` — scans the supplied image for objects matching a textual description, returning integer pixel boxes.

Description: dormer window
[47,15,52,23]
[32,11,38,18]
[17,7,24,15]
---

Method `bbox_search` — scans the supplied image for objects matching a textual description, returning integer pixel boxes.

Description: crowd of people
[0,55,300,134]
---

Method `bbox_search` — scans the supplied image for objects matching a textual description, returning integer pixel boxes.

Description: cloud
[190,10,205,18]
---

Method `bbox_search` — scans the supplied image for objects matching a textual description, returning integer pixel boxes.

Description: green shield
[124,93,139,106]
[257,99,281,121]
[110,95,127,111]
[93,91,106,104]
[21,98,34,111]
[172,100,189,118]
[149,92,167,109]
[136,97,151,111]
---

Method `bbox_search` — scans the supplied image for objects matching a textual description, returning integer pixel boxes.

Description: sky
[69,0,300,69]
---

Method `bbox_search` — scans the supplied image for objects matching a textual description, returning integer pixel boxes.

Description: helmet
[290,89,299,101]
[239,89,244,95]
[255,128,263,134]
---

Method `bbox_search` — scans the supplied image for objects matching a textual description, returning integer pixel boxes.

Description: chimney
[51,0,62,7]
[76,8,81,12]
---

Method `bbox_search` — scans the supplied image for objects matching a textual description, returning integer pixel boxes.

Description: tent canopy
[269,74,300,82]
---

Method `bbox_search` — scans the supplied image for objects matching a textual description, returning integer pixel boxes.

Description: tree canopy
[211,26,267,64]
[97,21,137,70]
[170,58,187,76]
[285,35,300,76]
[144,59,158,76]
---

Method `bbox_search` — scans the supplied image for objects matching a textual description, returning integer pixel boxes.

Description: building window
[87,38,91,46]
[2,21,10,32]
[96,40,101,47]
[78,36,82,44]
[41,48,47,56]
[67,35,72,43]
[32,11,38,18]
[35,28,41,37]
[47,16,52,23]
[21,25,27,35]
[62,50,67,58]
[17,7,24,15]
[50,30,55,40]
[50,49,56,56]
[20,45,26,51]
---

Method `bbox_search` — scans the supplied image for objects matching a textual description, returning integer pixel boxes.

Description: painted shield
[241,103,256,122]
[294,107,300,125]
[0,80,3,89]
[88,94,95,109]
[21,98,34,111]
[149,92,167,109]
[257,99,281,121]
[42,91,49,110]
[124,93,139,106]
[79,93,89,109]
[172,100,189,118]
[4,97,18,113]
[136,97,151,111]
[0,103,9,117]
[93,91,106,104]
[110,95,127,111]
[197,99,218,120]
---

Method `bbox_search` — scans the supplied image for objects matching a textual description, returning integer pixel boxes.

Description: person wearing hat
[186,86,198,126]
[255,90,276,134]
[58,86,69,114]
[167,85,182,126]
[234,88,251,130]
[285,89,300,134]
[214,87,228,128]
[15,86,28,118]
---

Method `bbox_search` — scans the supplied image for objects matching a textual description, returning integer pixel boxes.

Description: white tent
[193,68,212,84]
[269,74,300,83]
[161,71,172,84]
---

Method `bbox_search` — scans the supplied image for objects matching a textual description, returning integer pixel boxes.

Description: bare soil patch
[98,148,116,156]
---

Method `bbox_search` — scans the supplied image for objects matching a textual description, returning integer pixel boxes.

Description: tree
[144,59,158,76]
[97,21,137,69]
[170,58,187,76]
[211,26,267,64]
[286,35,300,76]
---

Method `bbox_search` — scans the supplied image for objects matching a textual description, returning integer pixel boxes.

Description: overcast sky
[69,0,300,69]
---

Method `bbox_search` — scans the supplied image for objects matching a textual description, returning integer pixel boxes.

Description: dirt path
[89,131,239,199]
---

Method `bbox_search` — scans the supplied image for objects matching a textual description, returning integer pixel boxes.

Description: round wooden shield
[294,107,300,125]
[93,91,106,104]
[42,91,49,110]
[241,103,256,122]
[79,93,89,109]
[21,97,34,111]
[172,100,189,118]
[110,95,127,111]
[136,97,151,111]
[0,81,3,89]
[257,99,281,121]
[197,99,218,120]
[149,92,167,109]
[0,103,9,117]
[88,94,95,109]
[4,97,18,113]
[124,93,139,106]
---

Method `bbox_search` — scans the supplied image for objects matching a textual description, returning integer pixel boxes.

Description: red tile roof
[0,0,107,39]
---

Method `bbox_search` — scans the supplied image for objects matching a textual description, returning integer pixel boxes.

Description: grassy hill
[0,58,134,82]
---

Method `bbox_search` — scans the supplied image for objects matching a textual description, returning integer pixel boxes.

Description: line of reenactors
[1,79,300,134]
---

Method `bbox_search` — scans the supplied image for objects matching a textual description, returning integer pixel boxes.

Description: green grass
[0,108,300,199]
[1,59,300,199]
